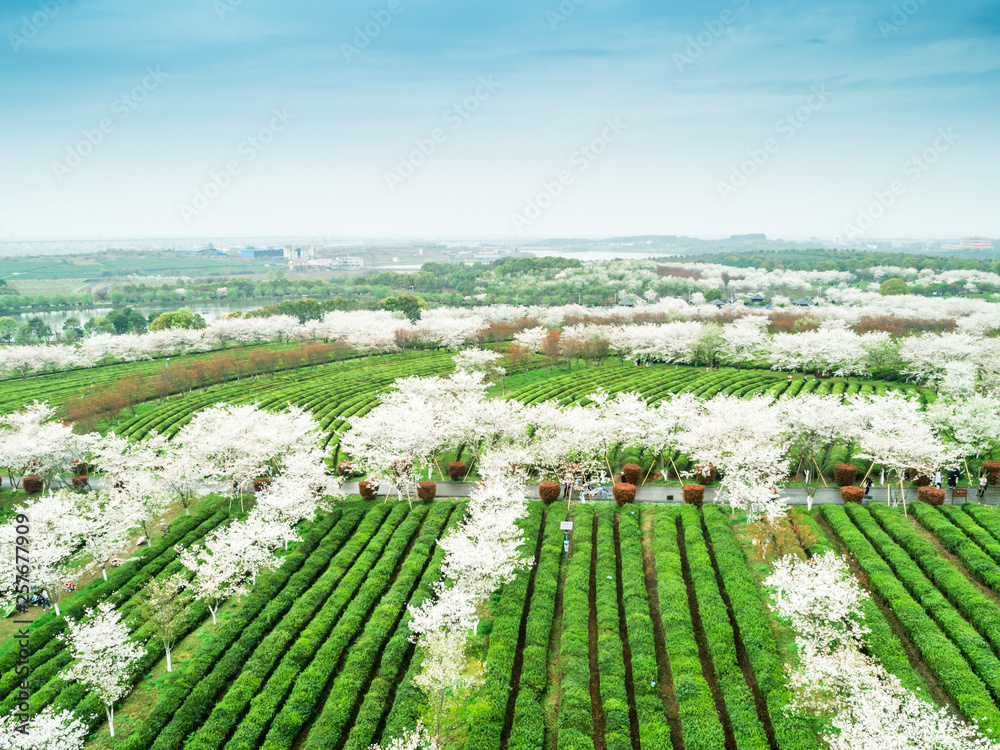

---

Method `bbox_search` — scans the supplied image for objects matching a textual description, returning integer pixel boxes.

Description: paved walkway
[342,480,995,507]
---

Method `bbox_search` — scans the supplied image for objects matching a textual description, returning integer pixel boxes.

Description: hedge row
[556,505,596,750]
[0,511,226,713]
[870,504,1000,659]
[646,506,724,750]
[961,504,1000,559]
[340,501,467,750]
[911,503,1000,591]
[939,505,1000,566]
[793,510,927,694]
[223,502,418,750]
[256,504,432,750]
[117,507,362,750]
[821,505,1000,735]
[680,505,769,750]
[507,508,565,750]
[465,505,545,750]
[305,502,457,750]
[616,508,672,748]
[701,506,819,750]
[0,507,223,695]
[181,503,408,750]
[594,505,631,750]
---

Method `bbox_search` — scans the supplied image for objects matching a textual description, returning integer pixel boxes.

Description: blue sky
[1,0,997,240]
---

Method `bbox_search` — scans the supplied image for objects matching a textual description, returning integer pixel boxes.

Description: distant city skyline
[2,0,998,240]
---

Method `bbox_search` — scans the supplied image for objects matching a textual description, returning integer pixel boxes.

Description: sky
[0,0,997,241]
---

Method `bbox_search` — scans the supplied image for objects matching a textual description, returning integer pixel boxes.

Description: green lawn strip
[795,511,926,695]
[701,507,819,750]
[869,503,1000,655]
[180,503,406,750]
[116,506,360,750]
[253,503,431,750]
[304,502,457,750]
[340,501,467,750]
[465,504,545,750]
[821,505,1000,734]
[646,505,725,750]
[680,505,769,750]
[593,505,633,750]
[616,507,672,747]
[555,504,596,750]
[506,507,568,750]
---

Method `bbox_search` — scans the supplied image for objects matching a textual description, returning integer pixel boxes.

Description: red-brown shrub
[682,484,705,506]
[984,462,1000,485]
[23,476,43,494]
[417,481,437,502]
[71,475,89,489]
[621,464,642,485]
[613,483,636,505]
[337,461,356,478]
[253,477,272,493]
[538,481,561,504]
[841,486,865,504]
[448,462,468,481]
[359,479,379,500]
[918,487,946,506]
[834,464,857,487]
[909,469,932,487]
[694,465,716,484]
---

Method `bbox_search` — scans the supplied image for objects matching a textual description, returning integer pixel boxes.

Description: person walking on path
[562,480,570,499]
[980,474,989,498]
[934,470,943,488]
[949,469,960,489]
[864,477,874,496]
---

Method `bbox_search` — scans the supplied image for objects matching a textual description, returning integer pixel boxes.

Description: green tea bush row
[938,505,1000,566]
[594,505,631,750]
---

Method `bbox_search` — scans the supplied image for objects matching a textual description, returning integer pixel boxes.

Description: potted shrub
[71,475,89,489]
[71,460,88,477]
[834,464,857,487]
[538,481,561,504]
[448,462,467,481]
[841,486,865,504]
[612,482,636,505]
[918,487,946,506]
[417,481,437,502]
[694,464,716,485]
[909,469,931,487]
[253,477,272,493]
[682,484,705,506]
[621,464,642,485]
[23,476,43,494]
[359,479,379,500]
[984,461,1000,485]
[337,461,356,478]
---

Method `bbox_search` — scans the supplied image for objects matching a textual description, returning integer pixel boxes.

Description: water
[11,297,289,329]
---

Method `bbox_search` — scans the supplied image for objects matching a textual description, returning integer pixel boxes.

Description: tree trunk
[210,605,218,626]
[166,648,172,672]
[102,568,108,581]
[54,601,60,616]
[106,705,115,737]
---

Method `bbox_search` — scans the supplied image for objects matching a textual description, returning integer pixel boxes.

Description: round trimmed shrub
[682,484,705,506]
[252,477,272,493]
[694,464,716,484]
[909,469,931,487]
[918,486,946,506]
[336,461,356,478]
[23,476,43,494]
[984,461,1000,485]
[841,486,865,504]
[71,460,88,477]
[621,464,641,485]
[448,461,467,481]
[358,479,379,500]
[71,475,89,489]
[834,464,857,487]
[613,483,636,505]
[538,481,561,504]
[417,481,437,502]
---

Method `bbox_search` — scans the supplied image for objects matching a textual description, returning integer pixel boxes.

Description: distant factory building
[240,248,285,260]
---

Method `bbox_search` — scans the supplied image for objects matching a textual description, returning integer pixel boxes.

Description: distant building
[240,248,285,260]
[942,236,993,250]
[792,297,814,307]
[333,257,365,268]
[748,293,766,306]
